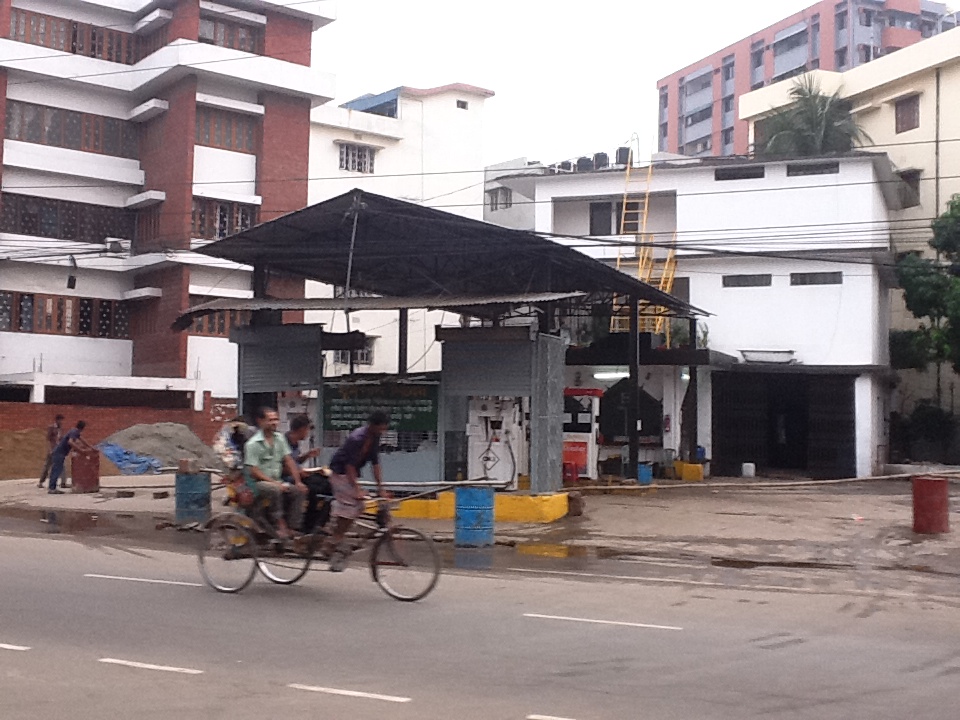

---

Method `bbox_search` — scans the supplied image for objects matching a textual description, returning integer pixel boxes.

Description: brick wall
[0,68,7,188]
[168,0,200,43]
[263,11,312,66]
[129,266,190,378]
[258,91,311,222]
[0,394,237,445]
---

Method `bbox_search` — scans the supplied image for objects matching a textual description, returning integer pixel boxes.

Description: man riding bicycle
[319,410,390,570]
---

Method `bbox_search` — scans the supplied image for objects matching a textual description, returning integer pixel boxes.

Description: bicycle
[197,481,442,601]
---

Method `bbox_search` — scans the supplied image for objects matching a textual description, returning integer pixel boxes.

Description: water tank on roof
[559,160,573,172]
[594,152,609,169]
[616,147,631,165]
[577,156,594,172]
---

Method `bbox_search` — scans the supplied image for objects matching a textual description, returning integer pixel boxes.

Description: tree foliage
[759,75,871,157]
[897,196,960,374]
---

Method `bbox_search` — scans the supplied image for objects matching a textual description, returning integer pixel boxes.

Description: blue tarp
[97,442,163,475]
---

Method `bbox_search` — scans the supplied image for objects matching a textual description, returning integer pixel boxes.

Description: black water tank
[594,152,609,169]
[577,156,594,172]
[559,160,573,171]
[616,146,631,165]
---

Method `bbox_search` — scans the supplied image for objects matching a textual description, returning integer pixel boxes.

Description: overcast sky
[313,0,815,166]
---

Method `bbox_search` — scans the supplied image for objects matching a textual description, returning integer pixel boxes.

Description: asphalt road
[2,529,960,719]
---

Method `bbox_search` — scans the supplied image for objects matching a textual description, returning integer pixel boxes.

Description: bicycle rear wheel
[198,519,257,593]
[256,536,314,585]
[371,527,441,602]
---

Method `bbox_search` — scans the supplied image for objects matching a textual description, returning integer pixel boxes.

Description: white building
[494,152,901,478]
[304,84,495,377]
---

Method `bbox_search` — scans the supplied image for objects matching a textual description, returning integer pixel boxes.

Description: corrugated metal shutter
[712,373,769,476]
[234,325,325,393]
[808,375,856,479]
[441,341,532,396]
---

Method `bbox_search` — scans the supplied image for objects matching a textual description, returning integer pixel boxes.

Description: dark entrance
[712,372,856,479]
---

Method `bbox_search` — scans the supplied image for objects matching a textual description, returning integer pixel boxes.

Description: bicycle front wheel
[256,537,314,585]
[371,527,441,602]
[198,519,258,593]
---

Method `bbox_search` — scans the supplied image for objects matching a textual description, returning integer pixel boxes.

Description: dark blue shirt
[54,428,81,456]
[329,426,380,476]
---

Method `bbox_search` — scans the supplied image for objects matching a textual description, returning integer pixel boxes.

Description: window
[0,291,127,338]
[191,198,257,240]
[715,166,765,181]
[683,73,712,96]
[615,200,642,234]
[859,9,872,26]
[488,187,512,212]
[685,106,712,127]
[0,193,134,242]
[195,106,257,153]
[722,96,734,113]
[895,95,920,134]
[5,101,137,159]
[836,11,848,31]
[723,274,772,288]
[589,202,612,236]
[786,162,840,176]
[722,62,735,81]
[198,16,262,54]
[835,47,848,67]
[898,169,922,208]
[334,338,374,366]
[751,49,764,69]
[659,89,669,109]
[790,272,842,286]
[188,296,249,338]
[722,127,734,146]
[773,30,808,56]
[456,100,469,110]
[338,143,376,174]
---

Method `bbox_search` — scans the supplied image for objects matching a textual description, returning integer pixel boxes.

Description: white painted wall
[7,77,133,119]
[188,265,252,297]
[855,374,884,477]
[5,140,144,186]
[193,146,258,201]
[308,89,489,218]
[3,167,132,207]
[681,256,884,367]
[0,333,132,375]
[187,335,238,398]
[0,261,132,298]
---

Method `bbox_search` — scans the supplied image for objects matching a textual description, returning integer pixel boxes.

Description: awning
[172,291,586,331]
[192,189,705,318]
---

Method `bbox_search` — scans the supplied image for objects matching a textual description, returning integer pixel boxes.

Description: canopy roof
[194,190,702,317]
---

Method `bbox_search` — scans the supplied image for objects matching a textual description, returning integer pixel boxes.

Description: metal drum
[175,473,212,525]
[454,487,494,547]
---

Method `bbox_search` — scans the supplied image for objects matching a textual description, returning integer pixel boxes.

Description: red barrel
[562,462,578,486]
[71,452,100,494]
[912,475,950,534]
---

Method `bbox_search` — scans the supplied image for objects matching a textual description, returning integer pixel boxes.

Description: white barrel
[741,462,756,478]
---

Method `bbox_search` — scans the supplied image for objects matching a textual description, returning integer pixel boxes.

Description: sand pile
[0,429,121,480]
[105,423,220,469]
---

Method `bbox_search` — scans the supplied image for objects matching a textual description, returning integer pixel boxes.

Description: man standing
[282,414,332,534]
[38,414,64,489]
[321,410,390,570]
[243,407,307,540]
[48,420,93,494]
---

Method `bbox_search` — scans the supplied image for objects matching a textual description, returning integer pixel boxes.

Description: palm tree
[758,75,871,157]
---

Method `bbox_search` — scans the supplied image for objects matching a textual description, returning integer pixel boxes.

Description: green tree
[896,195,960,405]
[759,75,871,157]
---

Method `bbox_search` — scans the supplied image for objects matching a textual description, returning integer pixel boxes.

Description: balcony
[8,8,169,65]
[682,86,713,114]
[882,25,923,50]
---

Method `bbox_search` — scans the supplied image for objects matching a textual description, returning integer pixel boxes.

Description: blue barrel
[455,487,495,547]
[175,473,211,525]
[637,463,653,486]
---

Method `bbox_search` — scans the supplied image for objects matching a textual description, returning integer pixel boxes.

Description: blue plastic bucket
[175,472,211,525]
[637,463,653,486]
[455,487,495,547]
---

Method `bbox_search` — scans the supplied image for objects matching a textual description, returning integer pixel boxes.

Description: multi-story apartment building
[740,27,960,412]
[0,0,334,432]
[492,152,901,477]
[657,0,958,157]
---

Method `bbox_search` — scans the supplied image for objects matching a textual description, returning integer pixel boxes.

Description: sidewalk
[1,475,958,577]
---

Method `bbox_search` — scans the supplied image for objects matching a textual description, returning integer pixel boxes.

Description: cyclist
[319,409,390,570]
[243,407,306,540]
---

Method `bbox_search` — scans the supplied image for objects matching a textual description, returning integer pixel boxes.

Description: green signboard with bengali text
[323,383,439,432]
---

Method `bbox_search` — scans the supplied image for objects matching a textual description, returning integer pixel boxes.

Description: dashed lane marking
[524,613,682,631]
[288,683,412,703]
[0,643,31,651]
[98,658,204,675]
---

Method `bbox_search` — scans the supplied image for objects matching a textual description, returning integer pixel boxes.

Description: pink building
[657,0,958,157]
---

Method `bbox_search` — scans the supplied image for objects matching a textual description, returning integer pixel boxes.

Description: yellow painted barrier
[390,491,569,523]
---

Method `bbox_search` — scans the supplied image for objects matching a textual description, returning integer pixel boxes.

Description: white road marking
[528,715,577,720]
[84,573,203,588]
[508,567,728,587]
[525,613,682,631]
[618,557,704,569]
[99,658,204,675]
[288,683,412,703]
[0,643,31,651]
